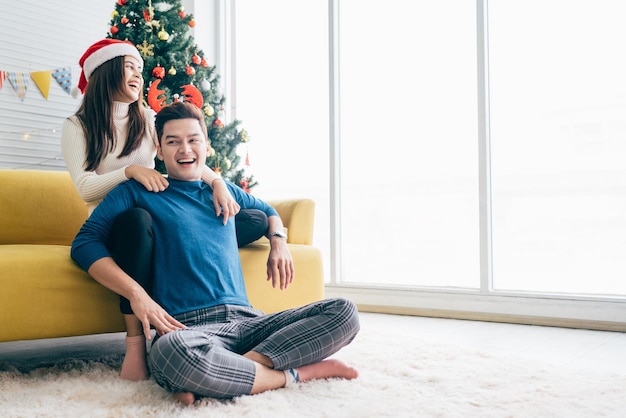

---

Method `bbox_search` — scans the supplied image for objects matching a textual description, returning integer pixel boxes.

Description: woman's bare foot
[296,359,358,383]
[120,335,149,381]
[173,392,196,406]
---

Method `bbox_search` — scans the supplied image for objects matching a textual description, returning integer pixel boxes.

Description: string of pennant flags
[0,66,76,101]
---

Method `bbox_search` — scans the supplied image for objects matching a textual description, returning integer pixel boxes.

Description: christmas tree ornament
[158,25,169,41]
[188,19,195,28]
[212,118,224,129]
[136,39,155,57]
[192,53,201,65]
[112,10,119,18]
[181,84,203,109]
[151,64,165,79]
[121,15,129,24]
[168,66,176,76]
[147,79,166,112]
[240,129,249,143]
[201,58,209,68]
[110,25,119,35]
[117,0,127,6]
[203,104,214,117]
[143,0,154,22]
[185,64,195,76]
[178,7,186,18]
[200,79,210,91]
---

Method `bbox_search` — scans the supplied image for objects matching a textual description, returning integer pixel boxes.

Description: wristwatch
[268,231,288,240]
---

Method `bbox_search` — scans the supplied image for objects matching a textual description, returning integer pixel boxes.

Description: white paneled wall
[0,0,133,170]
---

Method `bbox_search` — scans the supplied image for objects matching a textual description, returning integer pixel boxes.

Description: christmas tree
[108,0,255,191]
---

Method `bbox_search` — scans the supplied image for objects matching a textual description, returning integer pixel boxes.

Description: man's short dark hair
[155,102,208,144]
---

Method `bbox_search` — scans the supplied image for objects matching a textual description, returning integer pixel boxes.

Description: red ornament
[201,58,209,68]
[240,178,250,193]
[151,64,165,79]
[212,118,224,129]
[147,79,167,113]
[143,9,152,22]
[178,10,186,18]
[181,84,204,109]
[189,19,196,28]
[192,54,201,65]
[185,65,195,76]
[117,0,127,6]
[121,15,129,24]
[110,26,119,35]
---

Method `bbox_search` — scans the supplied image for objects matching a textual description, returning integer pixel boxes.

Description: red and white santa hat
[75,39,142,96]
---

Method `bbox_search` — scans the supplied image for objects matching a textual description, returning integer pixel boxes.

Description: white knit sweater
[61,101,219,214]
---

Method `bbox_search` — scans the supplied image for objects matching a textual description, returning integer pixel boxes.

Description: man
[71,102,360,404]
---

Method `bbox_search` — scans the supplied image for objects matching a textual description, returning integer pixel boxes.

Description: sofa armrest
[267,199,315,245]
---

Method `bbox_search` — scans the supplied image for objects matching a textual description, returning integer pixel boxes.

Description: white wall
[0,0,114,170]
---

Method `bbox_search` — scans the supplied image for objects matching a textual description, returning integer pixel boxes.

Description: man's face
[157,118,209,181]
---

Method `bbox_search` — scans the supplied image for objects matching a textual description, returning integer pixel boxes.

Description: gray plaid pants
[148,298,360,399]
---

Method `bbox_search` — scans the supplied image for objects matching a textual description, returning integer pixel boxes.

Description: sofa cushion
[0,170,87,246]
[239,243,324,313]
[0,244,125,342]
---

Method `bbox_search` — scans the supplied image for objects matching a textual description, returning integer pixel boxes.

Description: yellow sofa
[0,169,324,343]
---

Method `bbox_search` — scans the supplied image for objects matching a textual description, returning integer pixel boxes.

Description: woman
[61,39,268,381]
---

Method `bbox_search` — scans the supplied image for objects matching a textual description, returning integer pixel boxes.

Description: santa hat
[74,39,143,97]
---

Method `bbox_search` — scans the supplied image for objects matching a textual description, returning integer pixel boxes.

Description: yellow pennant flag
[30,70,52,100]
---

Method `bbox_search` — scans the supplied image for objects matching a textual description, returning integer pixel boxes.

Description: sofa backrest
[0,170,88,245]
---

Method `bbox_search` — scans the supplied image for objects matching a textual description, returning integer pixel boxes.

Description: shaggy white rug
[1,314,625,418]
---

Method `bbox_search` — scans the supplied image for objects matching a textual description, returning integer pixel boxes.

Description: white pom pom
[70,86,82,99]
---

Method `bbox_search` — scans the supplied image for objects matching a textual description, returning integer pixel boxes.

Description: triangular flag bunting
[52,67,72,95]
[0,71,6,90]
[6,71,29,101]
[30,70,52,100]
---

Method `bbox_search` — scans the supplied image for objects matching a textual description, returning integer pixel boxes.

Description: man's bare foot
[173,392,196,406]
[120,335,149,381]
[296,359,358,383]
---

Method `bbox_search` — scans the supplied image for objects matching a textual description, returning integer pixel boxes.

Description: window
[489,0,626,296]
[232,0,625,325]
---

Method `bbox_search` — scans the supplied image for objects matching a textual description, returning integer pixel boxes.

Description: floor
[1,312,626,375]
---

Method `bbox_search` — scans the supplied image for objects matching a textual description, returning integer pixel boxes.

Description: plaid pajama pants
[148,297,360,399]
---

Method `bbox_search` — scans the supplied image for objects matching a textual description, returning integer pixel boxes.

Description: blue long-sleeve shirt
[71,178,278,316]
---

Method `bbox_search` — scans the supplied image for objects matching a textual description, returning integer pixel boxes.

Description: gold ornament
[136,39,155,57]
[240,129,249,143]
[203,104,215,117]
[158,24,169,41]
[168,66,177,76]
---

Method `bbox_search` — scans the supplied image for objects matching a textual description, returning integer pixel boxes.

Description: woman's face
[113,55,143,103]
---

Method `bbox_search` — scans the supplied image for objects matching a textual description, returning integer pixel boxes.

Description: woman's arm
[201,165,240,224]
[61,117,128,203]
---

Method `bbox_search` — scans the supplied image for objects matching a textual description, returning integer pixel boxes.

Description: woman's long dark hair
[74,56,146,171]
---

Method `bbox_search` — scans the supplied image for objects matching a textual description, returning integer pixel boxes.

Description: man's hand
[212,179,240,224]
[88,258,185,338]
[129,291,186,339]
[266,237,295,290]
[125,165,169,192]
